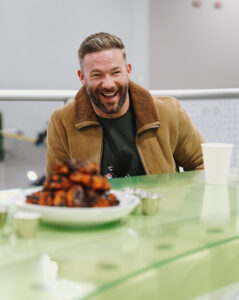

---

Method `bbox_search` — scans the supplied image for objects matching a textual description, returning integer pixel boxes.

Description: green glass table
[1,170,239,300]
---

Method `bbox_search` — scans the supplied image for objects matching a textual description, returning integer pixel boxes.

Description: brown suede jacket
[46,80,205,178]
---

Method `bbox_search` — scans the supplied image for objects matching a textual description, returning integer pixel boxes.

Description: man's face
[78,48,132,118]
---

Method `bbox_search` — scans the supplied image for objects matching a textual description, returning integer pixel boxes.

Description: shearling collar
[74,80,160,133]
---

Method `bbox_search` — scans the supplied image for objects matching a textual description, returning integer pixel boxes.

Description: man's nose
[101,75,115,90]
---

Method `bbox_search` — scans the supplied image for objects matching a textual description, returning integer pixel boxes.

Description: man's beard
[85,82,128,115]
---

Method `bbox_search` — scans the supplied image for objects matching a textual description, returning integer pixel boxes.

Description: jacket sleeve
[173,99,205,171]
[46,110,69,179]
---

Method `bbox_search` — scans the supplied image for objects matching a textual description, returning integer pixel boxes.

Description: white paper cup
[201,143,233,185]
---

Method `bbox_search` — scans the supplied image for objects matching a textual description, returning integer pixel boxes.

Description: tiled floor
[0,138,46,190]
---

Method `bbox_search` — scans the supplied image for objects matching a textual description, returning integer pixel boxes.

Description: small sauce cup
[140,192,162,215]
[0,206,8,228]
[13,211,42,238]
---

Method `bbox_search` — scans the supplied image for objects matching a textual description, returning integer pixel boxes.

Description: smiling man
[46,32,205,178]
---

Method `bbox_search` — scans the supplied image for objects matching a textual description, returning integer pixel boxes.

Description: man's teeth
[102,91,117,97]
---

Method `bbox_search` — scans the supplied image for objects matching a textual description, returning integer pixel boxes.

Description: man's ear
[127,63,132,79]
[77,70,85,85]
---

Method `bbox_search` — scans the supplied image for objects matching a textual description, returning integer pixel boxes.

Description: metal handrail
[150,88,239,99]
[0,88,239,101]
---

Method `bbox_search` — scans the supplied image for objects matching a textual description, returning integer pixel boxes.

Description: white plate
[15,188,139,226]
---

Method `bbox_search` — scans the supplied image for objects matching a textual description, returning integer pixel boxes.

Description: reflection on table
[1,170,239,300]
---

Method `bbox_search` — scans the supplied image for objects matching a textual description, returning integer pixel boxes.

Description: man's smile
[100,90,118,101]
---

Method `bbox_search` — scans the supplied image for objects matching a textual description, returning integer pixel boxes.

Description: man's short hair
[78,32,127,70]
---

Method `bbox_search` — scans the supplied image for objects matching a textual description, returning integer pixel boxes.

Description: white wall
[149,0,239,89]
[0,0,149,89]
[1,0,239,92]
[0,0,149,137]
[1,0,239,137]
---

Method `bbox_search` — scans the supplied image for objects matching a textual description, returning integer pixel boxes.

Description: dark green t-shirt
[97,104,145,177]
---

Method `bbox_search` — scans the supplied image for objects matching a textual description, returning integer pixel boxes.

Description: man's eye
[113,71,121,75]
[91,74,101,78]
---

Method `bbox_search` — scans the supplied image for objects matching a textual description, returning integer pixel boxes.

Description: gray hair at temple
[78,32,127,71]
